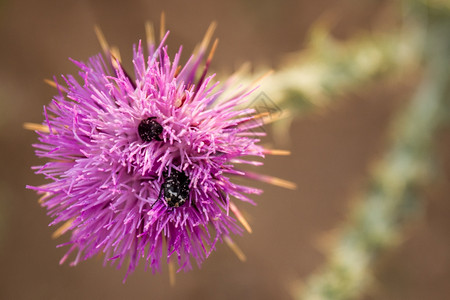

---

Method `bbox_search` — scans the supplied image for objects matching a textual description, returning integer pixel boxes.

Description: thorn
[207,38,219,63]
[224,236,246,262]
[193,38,219,96]
[230,62,251,80]
[230,202,252,233]
[200,21,217,52]
[43,78,68,92]
[52,218,74,239]
[37,192,51,204]
[44,78,58,89]
[242,112,270,124]
[240,171,297,190]
[23,122,50,133]
[168,259,176,286]
[174,65,182,78]
[263,149,291,156]
[249,70,274,90]
[110,55,121,71]
[94,25,110,56]
[260,110,291,126]
[253,112,271,119]
[145,21,155,49]
[111,46,122,63]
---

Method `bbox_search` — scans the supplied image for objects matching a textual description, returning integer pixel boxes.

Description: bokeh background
[1,0,450,299]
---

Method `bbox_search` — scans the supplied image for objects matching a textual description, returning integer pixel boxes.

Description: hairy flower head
[27,24,293,280]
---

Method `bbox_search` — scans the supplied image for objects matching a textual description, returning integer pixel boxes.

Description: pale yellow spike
[206,38,219,62]
[243,171,297,190]
[145,21,155,47]
[37,192,51,204]
[249,70,274,90]
[264,176,297,190]
[250,112,270,121]
[224,236,246,262]
[94,25,110,55]
[222,62,251,88]
[110,56,121,71]
[43,78,68,92]
[235,62,251,75]
[227,62,251,83]
[263,149,291,156]
[261,110,290,126]
[174,65,182,78]
[230,202,252,233]
[110,46,122,63]
[168,259,176,287]
[200,21,217,52]
[224,68,272,101]
[160,11,166,42]
[23,122,50,133]
[52,218,74,239]
[44,78,58,89]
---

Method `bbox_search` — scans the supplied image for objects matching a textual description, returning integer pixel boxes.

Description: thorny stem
[255,17,423,143]
[296,3,450,300]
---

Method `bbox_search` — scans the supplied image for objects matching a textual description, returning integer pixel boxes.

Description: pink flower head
[28,24,292,280]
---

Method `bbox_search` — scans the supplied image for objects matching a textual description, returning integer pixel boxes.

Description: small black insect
[154,169,190,208]
[138,117,163,142]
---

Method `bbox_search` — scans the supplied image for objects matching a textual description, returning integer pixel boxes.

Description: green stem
[296,6,450,300]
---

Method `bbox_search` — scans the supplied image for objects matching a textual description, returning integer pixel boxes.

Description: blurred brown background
[1,0,450,299]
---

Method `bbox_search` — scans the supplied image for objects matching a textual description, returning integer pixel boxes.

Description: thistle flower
[26,22,294,281]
